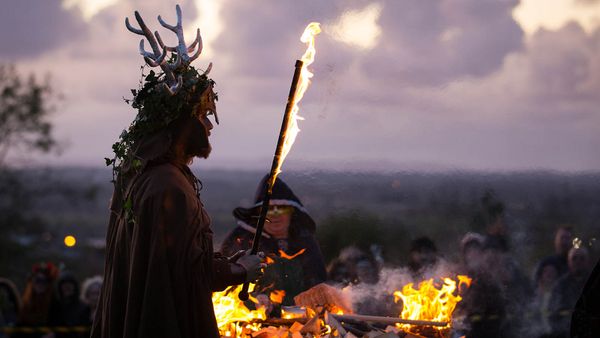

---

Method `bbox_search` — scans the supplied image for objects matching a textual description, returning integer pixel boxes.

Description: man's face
[60,281,76,299]
[555,228,573,255]
[568,247,589,275]
[186,87,217,159]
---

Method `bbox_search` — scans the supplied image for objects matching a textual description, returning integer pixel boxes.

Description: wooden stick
[332,314,448,327]
[250,318,308,326]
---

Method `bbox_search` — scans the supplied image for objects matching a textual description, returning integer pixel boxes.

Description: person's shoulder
[144,163,191,189]
[136,163,196,200]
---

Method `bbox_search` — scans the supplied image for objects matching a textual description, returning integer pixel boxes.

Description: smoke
[340,259,458,314]
[337,254,551,337]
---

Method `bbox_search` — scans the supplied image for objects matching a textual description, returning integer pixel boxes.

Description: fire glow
[274,22,321,176]
[393,275,472,331]
[212,284,266,337]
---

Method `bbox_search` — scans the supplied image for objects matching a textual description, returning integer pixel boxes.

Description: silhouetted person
[533,258,560,336]
[0,277,21,338]
[48,272,90,338]
[79,276,102,324]
[15,262,59,338]
[407,237,438,279]
[548,246,591,338]
[536,226,574,279]
[454,233,505,338]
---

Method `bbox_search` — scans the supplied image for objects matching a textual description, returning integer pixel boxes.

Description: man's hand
[236,251,266,282]
[255,293,274,315]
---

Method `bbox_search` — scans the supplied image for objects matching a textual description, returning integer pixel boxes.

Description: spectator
[15,262,59,338]
[407,237,438,279]
[535,258,561,333]
[80,276,102,323]
[459,232,486,274]
[548,246,591,337]
[48,272,91,338]
[0,277,21,337]
[482,235,533,337]
[538,226,574,279]
[327,246,376,286]
[454,233,506,338]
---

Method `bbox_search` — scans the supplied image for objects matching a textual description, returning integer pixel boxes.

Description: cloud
[4,0,600,171]
[0,0,88,59]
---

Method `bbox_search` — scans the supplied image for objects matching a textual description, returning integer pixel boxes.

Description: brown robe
[91,162,243,338]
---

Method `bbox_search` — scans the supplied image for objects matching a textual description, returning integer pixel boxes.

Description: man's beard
[183,119,212,159]
[196,143,212,159]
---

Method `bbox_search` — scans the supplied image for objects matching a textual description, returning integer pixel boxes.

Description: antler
[125,10,176,84]
[126,4,205,95]
[156,4,203,64]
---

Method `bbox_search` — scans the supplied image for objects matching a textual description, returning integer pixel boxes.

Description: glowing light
[188,0,224,58]
[64,235,77,247]
[62,0,118,21]
[513,0,600,35]
[327,3,383,49]
[278,248,306,260]
[269,290,286,304]
[274,22,321,176]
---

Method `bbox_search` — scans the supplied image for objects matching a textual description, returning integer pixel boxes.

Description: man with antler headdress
[91,5,264,338]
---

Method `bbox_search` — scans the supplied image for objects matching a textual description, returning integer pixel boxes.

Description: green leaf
[124,198,132,211]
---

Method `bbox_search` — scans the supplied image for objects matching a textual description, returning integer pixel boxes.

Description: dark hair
[409,237,437,253]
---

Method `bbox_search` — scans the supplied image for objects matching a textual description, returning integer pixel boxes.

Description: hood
[233,175,316,236]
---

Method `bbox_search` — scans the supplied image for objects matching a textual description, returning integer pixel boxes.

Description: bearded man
[91,6,264,338]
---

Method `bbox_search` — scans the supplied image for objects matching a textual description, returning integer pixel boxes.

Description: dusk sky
[1,0,599,172]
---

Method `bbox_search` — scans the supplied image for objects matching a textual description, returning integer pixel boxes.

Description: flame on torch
[238,22,321,302]
[274,22,321,176]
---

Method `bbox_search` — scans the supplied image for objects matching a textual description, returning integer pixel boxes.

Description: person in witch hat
[221,175,327,311]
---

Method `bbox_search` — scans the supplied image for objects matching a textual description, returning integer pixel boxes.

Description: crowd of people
[0,262,102,338]
[0,177,595,338]
[322,226,594,338]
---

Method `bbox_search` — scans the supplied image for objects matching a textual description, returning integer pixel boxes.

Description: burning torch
[238,22,321,301]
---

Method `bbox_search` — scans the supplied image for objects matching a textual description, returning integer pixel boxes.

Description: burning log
[332,313,448,327]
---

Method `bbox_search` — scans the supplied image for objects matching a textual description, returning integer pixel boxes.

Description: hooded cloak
[91,156,244,338]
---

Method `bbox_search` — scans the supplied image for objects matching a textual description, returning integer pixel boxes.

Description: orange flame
[278,248,306,260]
[274,22,321,176]
[269,290,286,304]
[212,284,266,337]
[393,275,472,330]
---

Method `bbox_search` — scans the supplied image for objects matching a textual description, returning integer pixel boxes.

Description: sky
[0,0,599,172]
